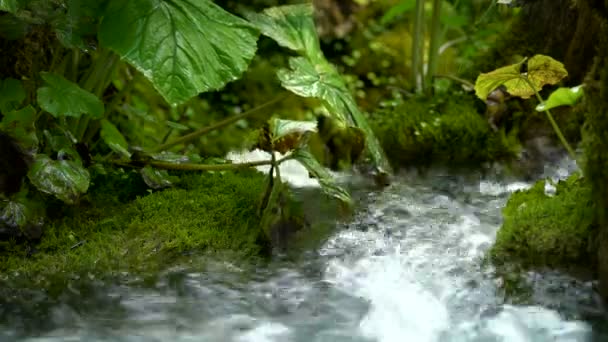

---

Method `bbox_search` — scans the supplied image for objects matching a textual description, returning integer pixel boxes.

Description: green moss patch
[0,169,269,286]
[369,94,519,168]
[490,173,596,269]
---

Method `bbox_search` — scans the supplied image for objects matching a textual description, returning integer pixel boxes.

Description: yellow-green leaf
[475,55,568,100]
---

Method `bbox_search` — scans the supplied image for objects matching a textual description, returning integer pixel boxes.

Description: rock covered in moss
[490,173,596,270]
[0,169,272,285]
[368,94,519,168]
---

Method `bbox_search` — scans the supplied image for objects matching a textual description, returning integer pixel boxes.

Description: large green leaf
[245,4,322,62]
[248,4,392,176]
[100,119,131,158]
[27,154,90,204]
[291,148,352,208]
[0,105,38,149]
[475,55,568,100]
[98,0,259,106]
[0,77,25,113]
[277,57,392,175]
[37,72,104,118]
[536,85,584,112]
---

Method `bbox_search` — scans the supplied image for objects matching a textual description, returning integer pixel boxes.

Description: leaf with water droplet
[28,154,90,204]
[37,72,104,118]
[475,55,568,100]
[139,165,177,189]
[535,85,584,112]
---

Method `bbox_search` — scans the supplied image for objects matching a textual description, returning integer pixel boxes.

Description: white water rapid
[3,150,605,342]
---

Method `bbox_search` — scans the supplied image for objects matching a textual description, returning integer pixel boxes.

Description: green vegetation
[1,2,393,273]
[474,54,579,160]
[582,19,608,297]
[369,93,520,168]
[491,173,596,269]
[1,0,606,302]
[1,169,269,285]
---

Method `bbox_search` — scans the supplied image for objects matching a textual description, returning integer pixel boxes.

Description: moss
[582,16,608,298]
[490,173,596,269]
[368,93,520,168]
[0,169,269,287]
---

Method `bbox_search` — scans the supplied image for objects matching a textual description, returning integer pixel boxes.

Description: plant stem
[425,0,443,94]
[152,93,289,153]
[111,154,294,172]
[76,51,121,143]
[523,77,577,161]
[433,74,475,90]
[411,0,426,93]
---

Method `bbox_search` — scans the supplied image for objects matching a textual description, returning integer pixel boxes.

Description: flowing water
[2,153,607,342]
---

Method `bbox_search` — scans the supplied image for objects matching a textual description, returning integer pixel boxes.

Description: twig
[433,74,475,90]
[110,154,294,172]
[152,93,290,153]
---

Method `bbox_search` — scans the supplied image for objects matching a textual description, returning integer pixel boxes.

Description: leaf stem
[523,77,577,161]
[411,0,426,93]
[425,0,443,94]
[151,93,289,153]
[109,154,294,172]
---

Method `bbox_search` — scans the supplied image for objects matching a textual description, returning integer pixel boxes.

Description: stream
[2,153,607,341]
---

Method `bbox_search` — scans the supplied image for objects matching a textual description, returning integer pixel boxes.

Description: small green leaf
[270,117,317,151]
[100,119,131,158]
[536,85,584,112]
[99,0,259,106]
[475,55,568,100]
[165,120,189,131]
[380,0,416,25]
[28,154,90,204]
[291,148,352,208]
[0,77,25,113]
[278,57,351,121]
[37,72,104,118]
[245,4,322,62]
[54,0,104,49]
[0,0,17,13]
[0,105,38,149]
[139,165,177,189]
[0,14,29,40]
[0,192,46,238]
[0,200,27,228]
